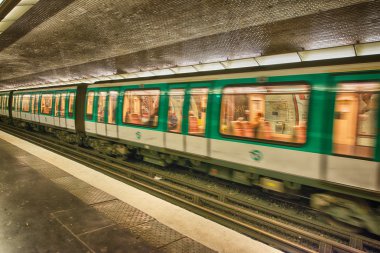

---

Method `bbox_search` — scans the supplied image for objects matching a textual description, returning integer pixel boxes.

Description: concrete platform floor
[0,130,282,253]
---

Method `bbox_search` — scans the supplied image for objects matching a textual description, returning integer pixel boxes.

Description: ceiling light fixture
[170,66,197,74]
[255,52,301,65]
[193,62,225,72]
[298,45,356,61]
[0,0,39,34]
[221,58,259,69]
[120,73,139,79]
[136,71,154,78]
[354,41,380,56]
[152,69,175,76]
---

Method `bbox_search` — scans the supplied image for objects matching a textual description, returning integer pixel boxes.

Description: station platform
[0,130,282,253]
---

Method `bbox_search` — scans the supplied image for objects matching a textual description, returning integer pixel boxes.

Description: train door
[24,94,32,121]
[106,90,119,138]
[20,94,25,119]
[66,92,76,130]
[95,90,107,136]
[0,95,4,116]
[17,94,22,119]
[13,94,19,119]
[54,92,61,126]
[30,94,35,121]
[184,84,212,156]
[59,92,67,128]
[165,86,186,151]
[325,74,379,190]
[84,90,96,134]
[34,93,41,123]
[0,95,3,115]
[11,94,16,118]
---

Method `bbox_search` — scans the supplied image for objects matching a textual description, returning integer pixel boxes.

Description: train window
[68,93,75,118]
[220,84,310,144]
[34,95,39,114]
[18,95,22,112]
[86,91,94,120]
[333,82,379,159]
[97,91,107,123]
[40,94,53,115]
[16,95,21,112]
[14,95,18,112]
[188,88,208,136]
[168,89,185,133]
[122,89,160,127]
[31,95,35,114]
[22,95,31,112]
[108,91,118,124]
[60,94,66,117]
[54,94,60,116]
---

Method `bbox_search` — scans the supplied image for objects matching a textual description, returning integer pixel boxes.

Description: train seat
[129,113,141,124]
[188,116,199,133]
[231,120,244,137]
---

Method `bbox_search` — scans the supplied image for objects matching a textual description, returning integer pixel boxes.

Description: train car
[82,64,380,234]
[1,61,379,233]
[0,91,11,120]
[10,85,87,143]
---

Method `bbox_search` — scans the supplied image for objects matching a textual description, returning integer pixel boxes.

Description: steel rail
[0,124,379,253]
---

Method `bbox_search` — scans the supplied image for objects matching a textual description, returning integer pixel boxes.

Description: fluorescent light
[193,62,225,72]
[355,42,380,56]
[136,71,154,78]
[84,77,99,83]
[299,45,356,61]
[0,21,13,32]
[77,79,91,83]
[108,74,124,80]
[97,76,112,81]
[170,66,197,74]
[3,5,32,21]
[151,69,174,76]
[256,53,301,65]
[0,0,39,34]
[120,73,139,79]
[221,58,259,69]
[18,0,39,4]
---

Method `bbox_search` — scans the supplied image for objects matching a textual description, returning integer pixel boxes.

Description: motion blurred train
[0,60,379,234]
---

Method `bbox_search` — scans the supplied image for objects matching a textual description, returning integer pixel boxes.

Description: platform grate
[52,176,91,191]
[159,237,216,253]
[29,165,71,179]
[92,199,155,228]
[69,186,116,205]
[130,220,185,248]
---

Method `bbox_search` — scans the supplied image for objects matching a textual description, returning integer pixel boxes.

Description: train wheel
[321,215,361,234]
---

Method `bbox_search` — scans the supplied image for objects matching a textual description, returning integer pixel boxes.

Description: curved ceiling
[0,0,379,89]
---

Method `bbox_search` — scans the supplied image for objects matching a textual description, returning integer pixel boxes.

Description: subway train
[0,61,379,234]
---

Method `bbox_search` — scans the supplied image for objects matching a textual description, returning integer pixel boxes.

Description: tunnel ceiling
[0,0,379,89]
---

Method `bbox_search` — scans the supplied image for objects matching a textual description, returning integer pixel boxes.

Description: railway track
[1,123,380,253]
